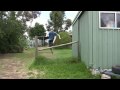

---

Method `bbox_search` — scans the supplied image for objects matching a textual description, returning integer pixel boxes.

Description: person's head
[51,29,54,31]
[50,27,54,32]
[50,29,54,32]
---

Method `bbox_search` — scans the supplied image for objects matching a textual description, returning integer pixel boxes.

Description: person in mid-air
[48,29,61,47]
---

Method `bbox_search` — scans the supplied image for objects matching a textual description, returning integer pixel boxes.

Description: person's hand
[59,36,61,39]
[53,41,55,44]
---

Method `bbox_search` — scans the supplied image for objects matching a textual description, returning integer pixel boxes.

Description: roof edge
[72,11,83,25]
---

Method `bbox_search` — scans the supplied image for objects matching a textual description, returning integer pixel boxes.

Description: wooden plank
[38,41,78,51]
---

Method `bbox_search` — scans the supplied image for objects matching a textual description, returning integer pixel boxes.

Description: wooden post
[43,36,44,46]
[35,36,38,59]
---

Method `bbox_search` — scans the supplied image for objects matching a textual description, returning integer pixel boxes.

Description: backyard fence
[35,36,78,59]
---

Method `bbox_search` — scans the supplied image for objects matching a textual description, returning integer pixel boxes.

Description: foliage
[46,11,65,32]
[0,11,40,54]
[50,11,65,32]
[64,19,72,31]
[46,11,72,32]
[19,35,29,49]
[29,23,46,39]
[45,20,53,31]
[15,11,41,24]
[54,32,72,49]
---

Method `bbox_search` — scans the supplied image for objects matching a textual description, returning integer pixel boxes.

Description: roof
[72,11,83,25]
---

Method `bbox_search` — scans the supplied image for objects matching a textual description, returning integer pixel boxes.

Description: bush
[0,37,9,53]
[0,45,23,54]
[19,35,29,49]
[0,38,24,54]
[0,46,8,54]
[54,32,72,49]
[8,45,17,53]
[8,45,23,53]
[15,45,23,53]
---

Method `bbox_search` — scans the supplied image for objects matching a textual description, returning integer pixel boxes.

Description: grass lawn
[29,48,100,79]
[0,48,100,79]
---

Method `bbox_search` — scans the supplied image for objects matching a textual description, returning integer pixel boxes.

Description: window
[99,11,120,29]
[117,13,120,28]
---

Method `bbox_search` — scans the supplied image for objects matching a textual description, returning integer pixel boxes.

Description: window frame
[99,11,120,29]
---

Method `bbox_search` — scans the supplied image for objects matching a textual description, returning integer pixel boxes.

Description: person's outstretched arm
[57,34,61,39]
[53,36,57,44]
[53,32,61,44]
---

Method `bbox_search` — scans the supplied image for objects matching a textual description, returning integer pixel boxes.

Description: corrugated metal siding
[92,11,120,69]
[79,11,92,67]
[88,11,93,67]
[72,20,78,57]
[72,11,120,69]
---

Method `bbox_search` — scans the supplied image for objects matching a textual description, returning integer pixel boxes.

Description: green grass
[29,49,100,79]
[2,48,100,79]
[0,48,100,79]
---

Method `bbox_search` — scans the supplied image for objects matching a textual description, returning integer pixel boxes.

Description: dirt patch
[0,54,29,79]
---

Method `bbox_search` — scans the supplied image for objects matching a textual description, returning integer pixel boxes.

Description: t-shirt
[49,31,57,40]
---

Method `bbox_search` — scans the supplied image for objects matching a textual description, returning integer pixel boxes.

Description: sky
[26,11,78,29]
[25,11,78,37]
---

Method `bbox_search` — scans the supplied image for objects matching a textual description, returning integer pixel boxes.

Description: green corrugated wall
[79,11,93,67]
[72,11,120,69]
[72,11,93,68]
[92,11,120,69]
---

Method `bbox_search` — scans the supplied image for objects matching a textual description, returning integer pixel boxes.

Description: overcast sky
[26,11,78,29]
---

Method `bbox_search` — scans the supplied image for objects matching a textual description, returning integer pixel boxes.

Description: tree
[46,11,72,32]
[0,11,41,53]
[0,11,26,53]
[49,11,65,32]
[29,23,46,39]
[45,20,53,31]
[16,11,41,23]
[64,19,72,31]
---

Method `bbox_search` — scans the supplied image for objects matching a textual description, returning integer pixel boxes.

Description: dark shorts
[49,40,53,47]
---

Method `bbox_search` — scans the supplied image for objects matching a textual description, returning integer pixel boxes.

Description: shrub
[8,45,23,53]
[54,32,72,49]
[0,46,8,54]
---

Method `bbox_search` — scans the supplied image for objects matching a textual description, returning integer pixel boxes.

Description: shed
[72,11,120,69]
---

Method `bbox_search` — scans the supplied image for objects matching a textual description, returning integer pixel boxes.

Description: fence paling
[35,36,38,59]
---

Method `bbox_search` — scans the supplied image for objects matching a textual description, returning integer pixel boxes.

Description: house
[72,11,120,69]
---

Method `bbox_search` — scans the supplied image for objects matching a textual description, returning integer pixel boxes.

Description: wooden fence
[35,36,78,59]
